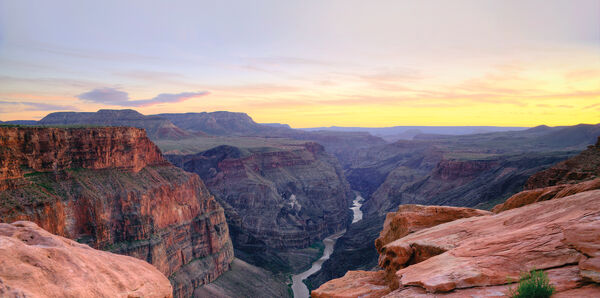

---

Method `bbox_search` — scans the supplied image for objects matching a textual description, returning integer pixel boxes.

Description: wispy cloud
[0,101,78,113]
[76,88,209,107]
[245,56,335,67]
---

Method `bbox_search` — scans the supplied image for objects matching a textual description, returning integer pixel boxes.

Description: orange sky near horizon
[0,1,599,128]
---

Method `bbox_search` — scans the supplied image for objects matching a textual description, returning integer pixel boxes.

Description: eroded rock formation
[0,221,173,298]
[314,189,600,297]
[525,136,600,189]
[313,137,600,297]
[374,205,491,253]
[0,126,233,297]
[167,142,351,271]
[38,109,200,140]
[493,137,600,212]
[0,126,166,190]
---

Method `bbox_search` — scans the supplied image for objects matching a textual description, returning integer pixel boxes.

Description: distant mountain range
[1,110,528,140]
[300,125,529,142]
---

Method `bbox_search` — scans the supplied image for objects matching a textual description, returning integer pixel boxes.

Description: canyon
[2,111,599,297]
[166,141,352,273]
[0,126,233,297]
[308,124,599,289]
[312,137,600,297]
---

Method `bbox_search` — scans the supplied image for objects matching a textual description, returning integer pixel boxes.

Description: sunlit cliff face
[0,0,598,127]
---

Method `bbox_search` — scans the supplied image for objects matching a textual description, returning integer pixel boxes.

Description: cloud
[77,88,209,107]
[246,56,335,67]
[0,101,78,113]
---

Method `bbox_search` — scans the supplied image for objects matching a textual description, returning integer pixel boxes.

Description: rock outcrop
[0,126,166,190]
[493,137,600,212]
[308,127,597,290]
[312,271,390,298]
[374,204,491,266]
[0,221,173,298]
[0,126,234,297]
[167,142,351,271]
[525,136,600,189]
[314,189,600,297]
[492,177,600,212]
[314,140,600,297]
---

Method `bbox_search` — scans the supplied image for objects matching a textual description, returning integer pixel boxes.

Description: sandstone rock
[493,177,600,212]
[563,221,600,283]
[554,285,600,298]
[316,189,600,297]
[492,136,600,212]
[375,204,491,252]
[0,126,234,297]
[525,136,600,189]
[0,221,172,298]
[311,271,391,298]
[383,266,592,297]
[385,190,600,293]
[0,126,167,191]
[375,205,491,289]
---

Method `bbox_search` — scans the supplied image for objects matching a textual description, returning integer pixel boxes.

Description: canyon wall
[0,126,234,298]
[312,135,600,297]
[525,136,600,189]
[307,127,600,290]
[167,142,352,271]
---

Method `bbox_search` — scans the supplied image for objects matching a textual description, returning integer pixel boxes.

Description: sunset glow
[0,0,598,127]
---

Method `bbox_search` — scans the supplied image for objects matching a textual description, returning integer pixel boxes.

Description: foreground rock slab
[0,221,173,298]
[312,271,391,298]
[388,190,600,293]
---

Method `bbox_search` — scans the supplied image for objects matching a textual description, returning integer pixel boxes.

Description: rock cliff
[0,126,166,190]
[492,136,600,212]
[0,221,173,298]
[312,138,600,297]
[0,126,234,297]
[525,136,600,189]
[167,142,351,271]
[314,189,600,297]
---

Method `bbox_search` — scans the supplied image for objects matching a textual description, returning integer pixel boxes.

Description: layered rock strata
[525,136,600,189]
[0,127,234,297]
[167,142,351,253]
[0,221,173,298]
[493,137,600,212]
[0,126,166,190]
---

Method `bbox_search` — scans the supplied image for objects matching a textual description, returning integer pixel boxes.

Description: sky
[0,0,599,127]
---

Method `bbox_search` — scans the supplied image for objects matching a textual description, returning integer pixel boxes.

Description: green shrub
[508,269,555,298]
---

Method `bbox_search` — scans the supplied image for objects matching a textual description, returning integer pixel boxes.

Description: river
[291,193,364,298]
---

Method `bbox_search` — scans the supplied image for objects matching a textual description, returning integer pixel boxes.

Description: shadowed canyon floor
[291,194,364,298]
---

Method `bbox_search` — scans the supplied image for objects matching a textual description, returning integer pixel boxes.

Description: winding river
[291,193,364,298]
